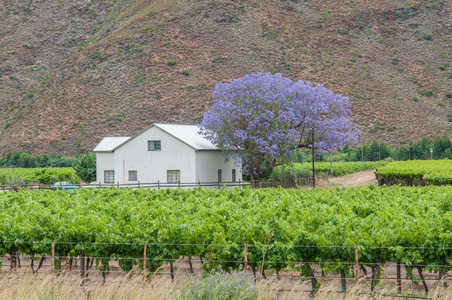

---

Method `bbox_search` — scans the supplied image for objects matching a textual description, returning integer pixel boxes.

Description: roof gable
[93,137,131,152]
[93,124,218,152]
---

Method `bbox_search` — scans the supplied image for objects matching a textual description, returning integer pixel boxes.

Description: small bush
[438,102,445,107]
[411,97,419,102]
[439,63,449,70]
[350,58,356,62]
[391,58,400,65]
[423,33,433,41]
[446,93,452,99]
[417,90,434,97]
[428,3,438,10]
[181,70,190,76]
[167,60,176,66]
[340,28,348,35]
[174,267,258,300]
[394,9,412,19]
[442,73,452,79]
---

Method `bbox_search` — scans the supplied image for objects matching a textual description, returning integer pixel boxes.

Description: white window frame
[148,140,161,151]
[218,169,222,182]
[104,170,114,184]
[128,170,137,181]
[167,170,180,183]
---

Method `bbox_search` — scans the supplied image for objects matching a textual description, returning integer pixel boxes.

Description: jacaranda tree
[199,73,358,184]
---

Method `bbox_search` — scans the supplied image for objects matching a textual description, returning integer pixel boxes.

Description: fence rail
[0,177,316,192]
[1,243,450,299]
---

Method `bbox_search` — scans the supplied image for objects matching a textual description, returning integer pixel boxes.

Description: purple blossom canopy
[199,73,359,181]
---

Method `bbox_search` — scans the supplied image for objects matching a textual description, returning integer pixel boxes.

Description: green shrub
[446,93,452,99]
[340,28,348,35]
[438,102,445,107]
[442,73,452,79]
[417,90,434,96]
[167,60,176,66]
[394,9,413,19]
[174,267,258,300]
[411,97,419,102]
[181,70,190,76]
[350,58,356,62]
[439,63,449,70]
[423,33,433,41]
[391,58,400,65]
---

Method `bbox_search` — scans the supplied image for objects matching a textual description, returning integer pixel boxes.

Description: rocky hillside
[0,0,451,155]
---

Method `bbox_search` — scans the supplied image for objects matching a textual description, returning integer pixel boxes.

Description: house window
[104,170,114,183]
[218,169,222,182]
[167,170,180,183]
[128,170,137,181]
[148,140,161,151]
[232,169,236,182]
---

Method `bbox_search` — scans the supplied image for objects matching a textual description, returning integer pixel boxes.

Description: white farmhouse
[93,123,241,187]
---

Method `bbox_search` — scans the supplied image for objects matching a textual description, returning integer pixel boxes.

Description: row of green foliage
[376,160,452,185]
[2,186,452,285]
[270,160,388,179]
[335,136,452,162]
[0,167,80,185]
[0,150,80,168]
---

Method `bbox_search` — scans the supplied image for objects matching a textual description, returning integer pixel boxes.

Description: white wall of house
[112,126,196,184]
[195,151,241,184]
[96,153,114,183]
[95,124,243,187]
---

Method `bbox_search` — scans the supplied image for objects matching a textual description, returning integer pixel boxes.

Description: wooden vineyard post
[244,243,248,273]
[143,242,147,282]
[397,263,402,294]
[355,246,359,300]
[51,242,55,274]
[355,246,359,284]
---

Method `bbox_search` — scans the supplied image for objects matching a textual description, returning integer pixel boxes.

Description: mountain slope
[0,0,451,155]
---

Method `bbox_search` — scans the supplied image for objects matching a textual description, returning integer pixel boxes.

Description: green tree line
[0,150,80,168]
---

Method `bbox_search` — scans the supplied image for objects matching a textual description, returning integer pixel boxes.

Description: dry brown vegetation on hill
[0,0,451,155]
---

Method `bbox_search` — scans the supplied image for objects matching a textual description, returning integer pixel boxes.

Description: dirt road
[322,169,377,187]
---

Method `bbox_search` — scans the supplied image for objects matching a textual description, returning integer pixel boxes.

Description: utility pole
[311,129,315,188]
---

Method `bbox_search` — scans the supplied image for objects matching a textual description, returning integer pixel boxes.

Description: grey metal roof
[153,123,217,150]
[93,124,218,152]
[93,137,131,152]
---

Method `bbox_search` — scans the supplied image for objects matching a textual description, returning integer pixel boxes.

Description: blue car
[49,181,80,191]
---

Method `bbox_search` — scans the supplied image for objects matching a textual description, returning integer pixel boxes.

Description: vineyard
[0,167,80,185]
[1,186,452,294]
[271,161,387,179]
[376,160,452,186]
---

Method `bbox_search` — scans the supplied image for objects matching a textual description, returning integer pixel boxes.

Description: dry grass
[1,270,452,300]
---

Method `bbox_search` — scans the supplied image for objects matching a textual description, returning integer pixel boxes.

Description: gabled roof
[93,137,131,152]
[93,124,218,152]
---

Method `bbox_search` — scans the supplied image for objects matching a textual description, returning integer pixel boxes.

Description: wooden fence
[0,177,315,192]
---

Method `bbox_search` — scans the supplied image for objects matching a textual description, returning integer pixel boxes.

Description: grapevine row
[1,186,452,284]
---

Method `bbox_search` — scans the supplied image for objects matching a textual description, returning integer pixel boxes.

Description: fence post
[355,246,359,284]
[51,242,55,274]
[178,181,180,189]
[158,180,160,190]
[138,181,140,188]
[117,182,119,188]
[239,179,242,189]
[143,242,147,278]
[244,243,248,273]
[397,263,402,294]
